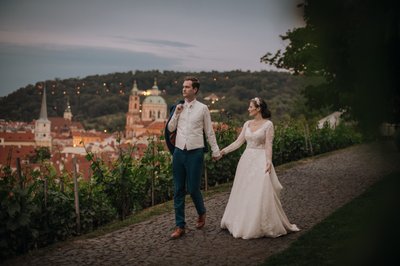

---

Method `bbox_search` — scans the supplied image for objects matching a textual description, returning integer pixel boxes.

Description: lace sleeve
[221,121,248,155]
[264,121,274,163]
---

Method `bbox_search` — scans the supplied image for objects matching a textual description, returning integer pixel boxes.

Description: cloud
[114,36,195,48]
[0,43,183,96]
[135,38,195,48]
[0,0,305,97]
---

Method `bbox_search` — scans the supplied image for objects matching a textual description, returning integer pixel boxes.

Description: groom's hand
[175,104,184,115]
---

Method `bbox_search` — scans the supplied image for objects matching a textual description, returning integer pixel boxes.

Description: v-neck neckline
[248,120,268,133]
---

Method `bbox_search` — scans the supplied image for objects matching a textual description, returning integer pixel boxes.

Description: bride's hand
[265,161,271,174]
[220,150,225,156]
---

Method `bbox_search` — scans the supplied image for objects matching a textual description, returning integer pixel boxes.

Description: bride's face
[248,102,259,117]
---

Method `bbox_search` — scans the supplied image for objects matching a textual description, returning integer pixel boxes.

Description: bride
[219,97,299,239]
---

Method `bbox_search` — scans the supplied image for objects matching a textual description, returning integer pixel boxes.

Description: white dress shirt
[167,99,220,157]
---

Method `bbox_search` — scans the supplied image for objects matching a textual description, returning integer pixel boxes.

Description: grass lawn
[262,171,400,266]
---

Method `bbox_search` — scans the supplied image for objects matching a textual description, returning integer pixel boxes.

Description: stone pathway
[4,141,400,266]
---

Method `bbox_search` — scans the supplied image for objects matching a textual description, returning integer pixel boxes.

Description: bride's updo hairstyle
[251,97,271,119]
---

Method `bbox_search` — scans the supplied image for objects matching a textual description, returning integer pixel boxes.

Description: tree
[29,147,51,163]
[261,0,400,133]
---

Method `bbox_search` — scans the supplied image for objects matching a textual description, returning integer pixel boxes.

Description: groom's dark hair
[184,76,200,94]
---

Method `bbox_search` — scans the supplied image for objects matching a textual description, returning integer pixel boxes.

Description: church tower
[35,83,52,149]
[125,80,141,138]
[63,97,73,121]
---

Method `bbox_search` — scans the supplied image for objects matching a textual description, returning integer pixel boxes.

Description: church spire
[131,80,139,95]
[66,96,71,111]
[35,82,52,149]
[150,77,160,95]
[152,77,158,90]
[64,96,73,121]
[39,83,48,121]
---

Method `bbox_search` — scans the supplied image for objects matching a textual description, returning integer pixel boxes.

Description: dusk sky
[0,0,304,97]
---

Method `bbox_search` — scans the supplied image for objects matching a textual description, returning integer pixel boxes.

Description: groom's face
[182,80,197,100]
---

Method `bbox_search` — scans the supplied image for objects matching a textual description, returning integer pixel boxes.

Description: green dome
[142,95,166,105]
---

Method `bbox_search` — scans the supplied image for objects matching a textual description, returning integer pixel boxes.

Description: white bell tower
[35,83,52,149]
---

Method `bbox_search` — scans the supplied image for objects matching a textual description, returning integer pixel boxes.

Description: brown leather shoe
[170,227,185,239]
[196,213,206,229]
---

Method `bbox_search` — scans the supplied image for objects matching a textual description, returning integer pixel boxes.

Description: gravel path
[4,141,400,266]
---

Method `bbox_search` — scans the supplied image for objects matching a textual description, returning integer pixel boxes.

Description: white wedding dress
[220,120,299,239]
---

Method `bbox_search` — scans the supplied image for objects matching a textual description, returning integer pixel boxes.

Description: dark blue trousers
[172,148,206,228]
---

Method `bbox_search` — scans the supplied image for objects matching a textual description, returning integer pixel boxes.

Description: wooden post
[73,157,81,234]
[16,158,23,189]
[204,157,208,191]
[306,123,314,155]
[44,178,48,209]
[59,161,64,192]
[151,141,155,206]
[303,123,309,154]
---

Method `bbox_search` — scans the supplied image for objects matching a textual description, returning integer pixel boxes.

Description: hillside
[0,70,319,132]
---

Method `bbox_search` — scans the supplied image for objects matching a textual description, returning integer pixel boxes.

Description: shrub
[0,117,363,259]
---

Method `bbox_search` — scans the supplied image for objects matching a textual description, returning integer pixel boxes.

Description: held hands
[212,155,222,161]
[212,150,225,161]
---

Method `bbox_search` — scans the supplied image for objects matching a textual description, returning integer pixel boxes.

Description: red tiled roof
[49,117,84,131]
[0,145,36,167]
[52,135,72,140]
[141,121,153,127]
[71,131,110,138]
[146,121,166,130]
[49,153,92,180]
[0,132,35,142]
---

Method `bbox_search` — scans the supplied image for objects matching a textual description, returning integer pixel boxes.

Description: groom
[167,76,221,239]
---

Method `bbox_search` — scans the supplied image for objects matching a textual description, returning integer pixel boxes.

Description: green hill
[0,70,320,132]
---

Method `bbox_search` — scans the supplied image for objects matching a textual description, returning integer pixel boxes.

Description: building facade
[125,78,167,139]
